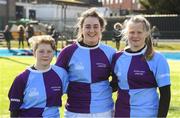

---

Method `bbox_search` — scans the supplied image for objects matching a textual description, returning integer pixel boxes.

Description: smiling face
[82,16,102,46]
[34,43,54,70]
[127,22,148,51]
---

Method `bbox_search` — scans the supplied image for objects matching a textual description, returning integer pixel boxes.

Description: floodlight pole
[5,0,10,25]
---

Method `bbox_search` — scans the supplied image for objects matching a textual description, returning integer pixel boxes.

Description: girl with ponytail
[111,15,171,117]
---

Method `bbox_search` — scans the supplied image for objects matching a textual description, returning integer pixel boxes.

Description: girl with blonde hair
[56,8,116,118]
[111,15,171,117]
[8,35,68,117]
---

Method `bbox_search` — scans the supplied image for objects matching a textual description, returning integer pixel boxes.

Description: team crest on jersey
[28,88,39,97]
[117,71,122,76]
[75,62,84,70]
[96,63,107,68]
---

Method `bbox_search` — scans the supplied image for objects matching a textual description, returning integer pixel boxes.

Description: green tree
[139,0,180,14]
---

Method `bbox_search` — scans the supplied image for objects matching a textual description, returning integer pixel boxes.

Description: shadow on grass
[169,106,180,111]
[0,56,30,66]
[156,45,175,50]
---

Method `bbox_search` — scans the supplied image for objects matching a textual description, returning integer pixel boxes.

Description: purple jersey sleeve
[55,43,78,70]
[8,69,29,111]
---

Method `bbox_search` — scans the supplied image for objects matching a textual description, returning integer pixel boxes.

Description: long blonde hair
[76,8,107,42]
[122,15,154,60]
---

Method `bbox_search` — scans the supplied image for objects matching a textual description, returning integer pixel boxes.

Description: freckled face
[127,22,148,51]
[82,16,102,46]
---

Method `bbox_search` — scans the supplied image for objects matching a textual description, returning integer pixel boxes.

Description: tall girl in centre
[56,8,116,118]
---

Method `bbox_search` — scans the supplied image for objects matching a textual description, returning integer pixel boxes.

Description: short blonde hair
[29,35,56,51]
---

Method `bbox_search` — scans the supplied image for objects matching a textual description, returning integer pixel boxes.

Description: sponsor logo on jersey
[10,98,20,102]
[134,70,145,76]
[51,86,61,91]
[96,63,107,68]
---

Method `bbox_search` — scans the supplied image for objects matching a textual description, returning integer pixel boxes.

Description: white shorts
[64,110,113,118]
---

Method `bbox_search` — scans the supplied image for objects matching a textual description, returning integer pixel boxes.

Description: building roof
[56,0,85,4]
[55,0,102,7]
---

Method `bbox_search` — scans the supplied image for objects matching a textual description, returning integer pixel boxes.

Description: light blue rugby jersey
[112,46,171,117]
[8,65,68,117]
[56,42,116,113]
